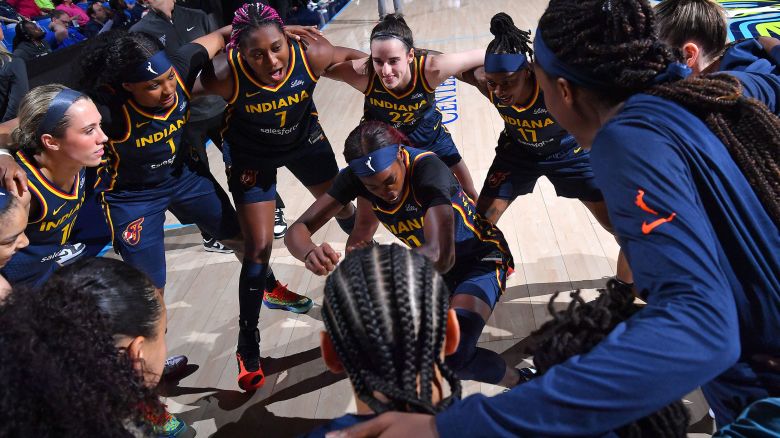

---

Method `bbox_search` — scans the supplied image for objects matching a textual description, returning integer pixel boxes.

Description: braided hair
[79,29,161,93]
[322,244,461,414]
[487,12,533,62]
[538,0,780,227]
[0,258,163,436]
[533,282,690,437]
[227,2,284,51]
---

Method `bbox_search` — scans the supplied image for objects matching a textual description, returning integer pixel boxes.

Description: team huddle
[0,0,778,436]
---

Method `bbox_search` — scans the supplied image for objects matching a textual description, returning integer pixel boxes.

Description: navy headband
[348,145,401,177]
[533,28,613,89]
[371,32,412,49]
[123,51,173,83]
[0,188,10,212]
[485,53,528,73]
[36,88,86,139]
[533,28,691,89]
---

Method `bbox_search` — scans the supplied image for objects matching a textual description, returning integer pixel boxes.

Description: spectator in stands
[49,9,85,47]
[108,0,139,29]
[54,0,88,26]
[0,1,24,22]
[32,0,53,13]
[7,0,43,19]
[0,28,28,121]
[81,1,110,37]
[11,20,50,61]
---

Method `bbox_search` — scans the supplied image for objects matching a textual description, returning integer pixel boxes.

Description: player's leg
[545,145,633,285]
[225,164,311,391]
[166,164,244,260]
[286,127,357,234]
[582,200,633,285]
[102,193,189,379]
[446,261,521,387]
[476,158,536,224]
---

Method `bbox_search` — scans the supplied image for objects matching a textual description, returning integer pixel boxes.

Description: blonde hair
[11,84,90,153]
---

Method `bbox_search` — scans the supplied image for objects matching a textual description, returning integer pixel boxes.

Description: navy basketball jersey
[363,53,444,146]
[222,39,319,157]
[490,80,575,157]
[370,147,512,265]
[2,151,86,285]
[101,70,190,191]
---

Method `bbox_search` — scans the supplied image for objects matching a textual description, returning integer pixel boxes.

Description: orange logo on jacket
[123,217,145,246]
[635,190,676,235]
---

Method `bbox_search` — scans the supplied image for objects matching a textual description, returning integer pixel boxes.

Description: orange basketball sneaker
[236,326,265,391]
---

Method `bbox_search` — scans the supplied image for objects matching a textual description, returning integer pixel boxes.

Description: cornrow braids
[538,0,780,227]
[487,12,533,61]
[532,281,691,437]
[227,2,285,51]
[322,244,461,415]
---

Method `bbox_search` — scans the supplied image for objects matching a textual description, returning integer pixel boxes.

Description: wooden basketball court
[149,0,712,435]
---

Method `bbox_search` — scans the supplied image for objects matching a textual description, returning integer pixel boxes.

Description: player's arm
[0,118,26,196]
[414,158,457,273]
[191,25,232,59]
[458,66,490,97]
[322,58,370,92]
[286,193,345,275]
[336,122,744,438]
[424,49,485,89]
[345,197,380,254]
[757,36,780,63]
[418,204,455,273]
[192,52,234,100]
[286,169,363,275]
[303,36,369,90]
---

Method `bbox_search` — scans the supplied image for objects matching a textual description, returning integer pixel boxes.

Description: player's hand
[326,412,437,438]
[345,240,374,255]
[304,243,341,275]
[284,25,323,46]
[0,155,27,197]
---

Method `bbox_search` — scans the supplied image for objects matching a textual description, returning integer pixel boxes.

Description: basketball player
[331,0,780,435]
[77,27,244,295]
[1,85,104,288]
[656,0,780,75]
[460,13,632,284]
[286,121,525,388]
[324,14,482,200]
[0,187,29,297]
[192,3,366,391]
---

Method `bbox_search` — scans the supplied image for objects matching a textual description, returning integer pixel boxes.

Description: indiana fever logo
[240,169,259,188]
[123,217,144,246]
[487,171,511,188]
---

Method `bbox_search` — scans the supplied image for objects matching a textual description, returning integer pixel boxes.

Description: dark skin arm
[345,197,380,254]
[417,204,456,273]
[285,193,347,276]
[303,35,367,76]
[458,66,490,97]
[757,36,780,56]
[0,118,26,196]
